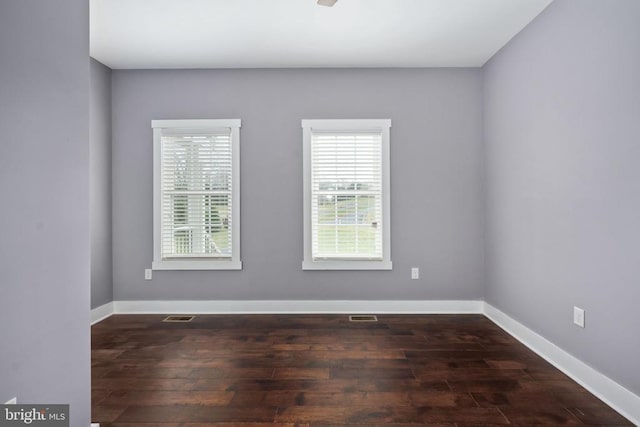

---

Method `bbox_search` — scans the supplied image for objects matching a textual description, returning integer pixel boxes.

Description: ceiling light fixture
[317,0,338,7]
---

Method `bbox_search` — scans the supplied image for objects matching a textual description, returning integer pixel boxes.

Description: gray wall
[90,58,113,308]
[484,0,640,395]
[112,68,485,301]
[0,0,91,425]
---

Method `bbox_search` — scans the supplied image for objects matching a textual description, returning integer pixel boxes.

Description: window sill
[302,260,392,271]
[152,260,242,271]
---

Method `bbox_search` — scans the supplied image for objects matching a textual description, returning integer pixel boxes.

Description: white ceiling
[90,0,553,69]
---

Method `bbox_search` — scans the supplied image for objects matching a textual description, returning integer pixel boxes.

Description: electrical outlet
[144,269,152,280]
[573,306,585,328]
[411,268,419,280]
[5,397,17,404]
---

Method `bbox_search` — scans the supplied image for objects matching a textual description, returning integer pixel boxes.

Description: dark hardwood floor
[92,314,631,426]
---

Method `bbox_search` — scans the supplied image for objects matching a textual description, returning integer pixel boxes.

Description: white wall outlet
[144,269,152,280]
[573,306,585,328]
[5,397,17,404]
[411,267,419,279]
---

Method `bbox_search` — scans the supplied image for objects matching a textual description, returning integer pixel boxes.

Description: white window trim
[152,119,242,270]
[302,119,392,271]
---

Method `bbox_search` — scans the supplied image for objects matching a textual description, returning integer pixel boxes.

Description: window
[152,119,241,270]
[302,119,392,270]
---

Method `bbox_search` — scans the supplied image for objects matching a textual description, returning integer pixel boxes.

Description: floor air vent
[162,315,195,322]
[349,315,378,322]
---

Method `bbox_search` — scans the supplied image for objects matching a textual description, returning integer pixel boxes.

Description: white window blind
[311,131,383,260]
[161,129,232,259]
[152,119,241,270]
[302,119,392,270]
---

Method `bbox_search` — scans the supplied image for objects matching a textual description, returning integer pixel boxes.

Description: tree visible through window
[152,119,241,270]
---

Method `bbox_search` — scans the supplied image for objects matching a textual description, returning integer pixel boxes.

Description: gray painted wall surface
[0,0,91,425]
[90,58,113,308]
[484,0,640,394]
[112,68,485,301]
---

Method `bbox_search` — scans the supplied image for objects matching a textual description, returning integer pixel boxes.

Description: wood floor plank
[407,391,478,407]
[189,367,275,379]
[567,406,635,425]
[229,390,414,408]
[101,390,235,406]
[413,367,530,381]
[100,423,182,427]
[115,405,277,423]
[92,377,193,391]
[92,404,128,423]
[274,405,509,424]
[499,405,583,425]
[357,378,442,392]
[308,424,453,427]
[92,314,632,425]
[330,367,416,380]
[471,390,559,407]
[446,378,523,393]
[340,358,410,369]
[222,379,360,392]
[273,368,331,380]
[103,367,193,379]
[184,424,302,427]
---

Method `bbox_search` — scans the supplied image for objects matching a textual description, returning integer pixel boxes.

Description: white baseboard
[90,302,114,325]
[112,299,483,314]
[483,302,640,426]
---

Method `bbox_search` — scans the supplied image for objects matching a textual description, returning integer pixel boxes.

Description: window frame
[302,119,392,270]
[152,119,242,271]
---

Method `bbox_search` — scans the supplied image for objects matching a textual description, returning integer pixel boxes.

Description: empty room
[1,0,639,426]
